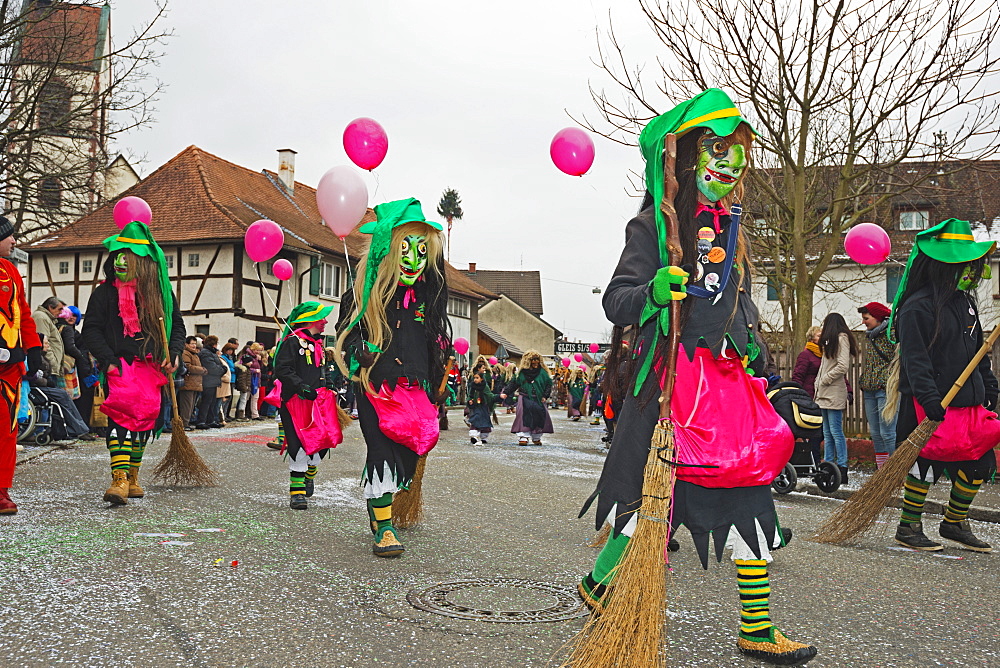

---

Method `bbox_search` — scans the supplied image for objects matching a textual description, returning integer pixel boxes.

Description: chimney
[277,148,297,194]
[468,262,476,274]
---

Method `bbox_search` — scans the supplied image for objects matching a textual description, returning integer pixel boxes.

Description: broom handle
[437,356,455,400]
[940,324,1000,409]
[658,133,683,420]
[157,316,183,423]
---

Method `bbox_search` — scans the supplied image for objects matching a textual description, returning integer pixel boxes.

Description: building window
[38,178,61,209]
[188,253,200,268]
[447,297,470,317]
[899,210,929,231]
[766,274,780,301]
[164,255,174,269]
[58,260,69,274]
[82,259,92,273]
[37,82,73,135]
[319,261,342,298]
[886,266,903,302]
[196,324,210,336]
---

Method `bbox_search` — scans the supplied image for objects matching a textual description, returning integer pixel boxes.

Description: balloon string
[371,170,381,200]
[254,263,291,332]
[342,237,356,290]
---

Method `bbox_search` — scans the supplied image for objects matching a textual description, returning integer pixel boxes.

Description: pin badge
[705,272,721,291]
[697,227,716,242]
[707,247,727,264]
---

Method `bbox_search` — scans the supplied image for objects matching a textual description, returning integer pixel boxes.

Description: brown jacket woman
[181,347,206,392]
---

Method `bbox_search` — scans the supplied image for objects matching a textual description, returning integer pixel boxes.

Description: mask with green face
[114,252,129,280]
[695,133,747,202]
[958,263,991,290]
[399,234,428,286]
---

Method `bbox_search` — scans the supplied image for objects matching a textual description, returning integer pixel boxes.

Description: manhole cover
[407,578,588,623]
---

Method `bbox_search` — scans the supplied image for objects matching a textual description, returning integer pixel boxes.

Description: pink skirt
[669,347,793,488]
[101,357,167,433]
[912,399,1000,462]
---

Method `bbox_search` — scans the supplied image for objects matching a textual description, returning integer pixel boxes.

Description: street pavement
[3,410,999,667]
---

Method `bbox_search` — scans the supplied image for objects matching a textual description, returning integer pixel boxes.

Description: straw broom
[562,134,682,668]
[393,356,455,528]
[814,323,1000,544]
[151,317,220,487]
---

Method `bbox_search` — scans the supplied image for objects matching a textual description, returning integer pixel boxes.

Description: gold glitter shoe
[736,628,817,665]
[127,467,145,498]
[373,526,405,558]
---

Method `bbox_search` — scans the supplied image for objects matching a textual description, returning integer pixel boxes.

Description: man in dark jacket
[195,335,226,429]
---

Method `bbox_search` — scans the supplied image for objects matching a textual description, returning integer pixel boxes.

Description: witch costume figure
[577,89,816,665]
[82,222,185,505]
[466,370,495,446]
[500,351,553,445]
[335,197,451,558]
[887,218,998,553]
[271,301,345,510]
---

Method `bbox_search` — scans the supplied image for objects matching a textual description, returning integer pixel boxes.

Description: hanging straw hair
[882,354,902,422]
[104,251,166,360]
[334,221,448,392]
[518,350,544,370]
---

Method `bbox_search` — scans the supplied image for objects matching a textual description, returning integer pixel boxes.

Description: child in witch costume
[577,89,816,664]
[272,301,345,510]
[500,351,553,445]
[466,371,495,446]
[887,218,998,553]
[335,198,451,558]
[567,368,586,421]
[82,222,185,505]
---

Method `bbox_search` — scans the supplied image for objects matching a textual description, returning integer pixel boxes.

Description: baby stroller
[17,387,68,446]
[766,381,842,494]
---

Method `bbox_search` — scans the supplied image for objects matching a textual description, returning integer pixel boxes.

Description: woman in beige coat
[178,336,206,429]
[814,313,857,483]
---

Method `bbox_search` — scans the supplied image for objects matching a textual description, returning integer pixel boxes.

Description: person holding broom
[575,89,816,665]
[335,197,451,558]
[272,301,345,510]
[82,221,185,505]
[886,218,998,553]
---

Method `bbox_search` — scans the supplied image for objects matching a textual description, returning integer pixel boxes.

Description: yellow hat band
[115,237,150,244]
[937,233,975,241]
[675,108,741,135]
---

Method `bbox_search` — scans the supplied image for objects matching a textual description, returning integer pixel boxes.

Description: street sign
[555,342,609,354]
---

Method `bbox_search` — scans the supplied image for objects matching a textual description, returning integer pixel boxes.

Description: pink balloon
[272,258,293,281]
[844,223,891,265]
[317,165,369,238]
[488,356,498,365]
[573,353,583,363]
[113,196,152,230]
[343,117,388,171]
[453,337,470,356]
[561,358,571,368]
[589,343,600,354]
[550,128,595,176]
[245,220,284,263]
[581,365,588,372]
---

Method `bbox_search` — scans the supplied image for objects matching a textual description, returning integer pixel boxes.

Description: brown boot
[127,467,145,498]
[103,470,130,505]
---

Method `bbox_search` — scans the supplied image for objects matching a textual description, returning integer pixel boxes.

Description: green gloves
[650,265,689,304]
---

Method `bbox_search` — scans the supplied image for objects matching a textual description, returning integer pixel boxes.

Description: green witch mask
[113,252,129,280]
[696,133,747,202]
[958,263,992,290]
[399,234,428,286]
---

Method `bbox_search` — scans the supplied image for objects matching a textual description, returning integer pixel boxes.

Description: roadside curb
[15,445,60,466]
[796,481,1000,524]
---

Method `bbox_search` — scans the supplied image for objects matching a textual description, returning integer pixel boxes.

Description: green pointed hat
[103,221,175,340]
[888,218,996,342]
[345,198,442,334]
[639,88,756,267]
[274,300,334,358]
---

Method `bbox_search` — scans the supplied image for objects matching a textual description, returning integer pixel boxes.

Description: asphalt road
[3,410,999,667]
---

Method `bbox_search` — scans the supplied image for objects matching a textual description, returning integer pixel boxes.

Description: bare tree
[1,0,169,239]
[576,0,1000,352]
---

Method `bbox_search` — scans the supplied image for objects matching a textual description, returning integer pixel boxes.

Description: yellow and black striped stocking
[900,474,932,524]
[943,469,983,524]
[736,559,774,641]
[107,426,132,472]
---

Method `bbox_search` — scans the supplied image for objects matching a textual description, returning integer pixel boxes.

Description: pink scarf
[114,279,141,338]
[695,203,729,234]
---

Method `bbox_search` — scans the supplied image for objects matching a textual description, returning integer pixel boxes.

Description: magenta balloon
[453,337,470,355]
[560,358,571,368]
[550,127,595,176]
[343,117,389,171]
[245,220,284,263]
[573,353,583,363]
[589,342,600,354]
[844,223,891,265]
[488,356,498,365]
[317,165,369,238]
[272,258,293,281]
[113,196,152,230]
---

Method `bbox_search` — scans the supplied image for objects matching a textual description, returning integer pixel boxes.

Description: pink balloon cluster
[316,165,369,239]
[245,220,284,263]
[343,118,388,171]
[844,223,891,265]
[550,128,595,176]
[113,196,152,230]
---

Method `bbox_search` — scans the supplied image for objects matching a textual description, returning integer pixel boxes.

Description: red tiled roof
[19,2,103,68]
[27,145,496,301]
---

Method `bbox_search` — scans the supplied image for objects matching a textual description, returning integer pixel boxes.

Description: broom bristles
[561,422,676,668]
[589,523,611,548]
[393,454,427,528]
[813,420,936,544]
[152,428,220,487]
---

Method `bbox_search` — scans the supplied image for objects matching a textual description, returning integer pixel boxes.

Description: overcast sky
[107,1,663,342]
